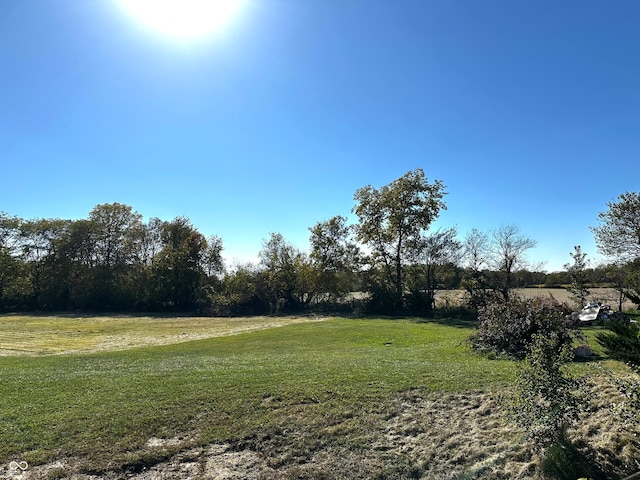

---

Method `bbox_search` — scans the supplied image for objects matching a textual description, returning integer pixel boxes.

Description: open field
[0,315,326,356]
[435,288,638,311]
[515,287,637,310]
[0,315,639,479]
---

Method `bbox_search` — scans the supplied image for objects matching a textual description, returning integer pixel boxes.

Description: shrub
[471,296,577,359]
[595,318,640,366]
[511,332,584,450]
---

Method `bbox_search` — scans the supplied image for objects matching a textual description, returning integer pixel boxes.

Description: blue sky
[1,1,639,272]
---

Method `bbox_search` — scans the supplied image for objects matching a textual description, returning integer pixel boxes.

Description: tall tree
[133,217,164,267]
[151,217,208,310]
[461,225,536,305]
[592,192,640,262]
[352,169,447,310]
[86,203,143,309]
[88,203,143,269]
[592,192,640,309]
[54,219,97,309]
[488,225,537,300]
[309,216,360,303]
[461,228,493,308]
[258,232,311,313]
[406,227,461,312]
[0,213,24,309]
[19,218,67,308]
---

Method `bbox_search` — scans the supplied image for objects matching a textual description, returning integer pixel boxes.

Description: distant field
[515,287,636,309]
[435,287,637,310]
[0,315,637,479]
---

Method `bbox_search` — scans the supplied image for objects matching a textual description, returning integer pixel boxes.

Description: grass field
[0,314,327,355]
[0,315,638,479]
[435,287,637,311]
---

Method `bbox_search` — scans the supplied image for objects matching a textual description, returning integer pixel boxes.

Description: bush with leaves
[471,296,577,359]
[511,332,584,451]
[596,317,640,365]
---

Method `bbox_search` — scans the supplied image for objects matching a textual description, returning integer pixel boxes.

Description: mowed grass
[0,316,514,473]
[0,314,325,355]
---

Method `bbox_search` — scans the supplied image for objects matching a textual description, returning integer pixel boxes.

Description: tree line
[1,169,639,315]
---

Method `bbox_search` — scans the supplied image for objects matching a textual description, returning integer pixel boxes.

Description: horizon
[2,1,639,273]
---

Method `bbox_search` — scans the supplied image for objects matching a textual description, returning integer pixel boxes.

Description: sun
[117,0,246,41]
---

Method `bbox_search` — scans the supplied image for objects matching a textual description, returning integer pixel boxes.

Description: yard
[0,314,637,479]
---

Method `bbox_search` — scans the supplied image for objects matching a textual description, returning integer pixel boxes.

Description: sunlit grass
[0,314,323,355]
[0,317,515,472]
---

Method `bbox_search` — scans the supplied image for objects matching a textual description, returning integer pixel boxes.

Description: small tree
[511,332,583,450]
[620,258,640,309]
[564,245,590,308]
[214,263,270,316]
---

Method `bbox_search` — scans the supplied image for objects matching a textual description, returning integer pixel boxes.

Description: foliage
[471,296,577,359]
[309,215,360,303]
[0,205,225,313]
[7,190,640,317]
[460,228,496,309]
[352,168,447,312]
[258,232,315,313]
[591,191,640,263]
[150,217,211,310]
[595,317,640,365]
[511,332,584,451]
[564,245,591,308]
[619,258,640,309]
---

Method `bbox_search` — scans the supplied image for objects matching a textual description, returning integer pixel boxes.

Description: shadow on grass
[348,314,478,329]
[415,314,478,329]
[573,353,607,364]
[542,435,611,480]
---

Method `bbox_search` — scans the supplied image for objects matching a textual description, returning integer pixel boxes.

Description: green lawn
[0,316,516,473]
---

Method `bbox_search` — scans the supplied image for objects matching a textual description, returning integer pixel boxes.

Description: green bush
[596,318,640,365]
[511,332,583,450]
[471,296,577,359]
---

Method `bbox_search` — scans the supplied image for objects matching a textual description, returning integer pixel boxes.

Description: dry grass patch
[2,390,532,480]
[5,380,640,479]
[0,314,327,355]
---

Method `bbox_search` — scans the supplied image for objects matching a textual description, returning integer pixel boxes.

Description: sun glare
[117,0,246,41]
